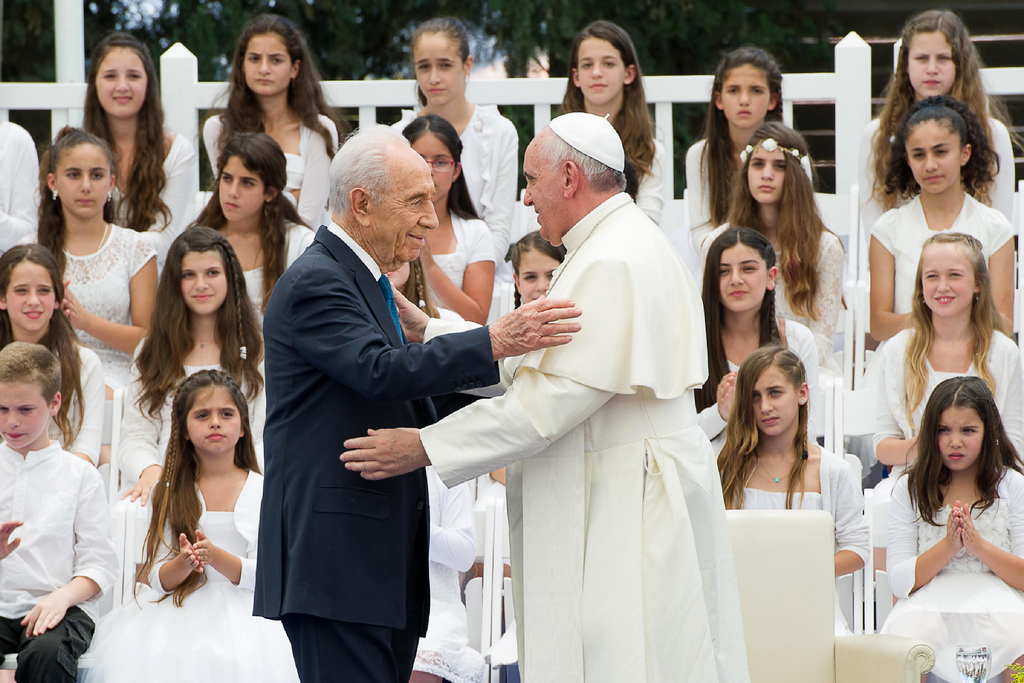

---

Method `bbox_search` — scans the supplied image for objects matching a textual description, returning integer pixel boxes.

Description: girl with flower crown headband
[869,96,1013,342]
[120,228,265,507]
[858,10,1014,236]
[701,122,843,369]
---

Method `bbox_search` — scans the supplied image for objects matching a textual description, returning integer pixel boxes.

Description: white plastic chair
[105,388,125,505]
[465,497,509,681]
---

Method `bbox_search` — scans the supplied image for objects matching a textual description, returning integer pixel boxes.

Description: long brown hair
[698,227,781,412]
[191,132,308,313]
[134,228,263,418]
[884,96,997,206]
[83,32,171,236]
[0,245,84,448]
[718,345,809,510]
[699,47,783,230]
[561,21,656,181]
[140,369,260,606]
[870,10,1010,210]
[37,127,118,276]
[902,233,1005,433]
[213,14,340,160]
[396,258,440,319]
[907,376,1021,526]
[728,122,835,321]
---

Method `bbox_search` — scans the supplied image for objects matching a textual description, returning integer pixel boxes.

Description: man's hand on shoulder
[341,428,430,480]
[489,297,581,360]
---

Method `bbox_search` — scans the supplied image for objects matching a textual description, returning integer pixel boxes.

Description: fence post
[161,43,200,198]
[834,32,871,195]
[53,0,85,130]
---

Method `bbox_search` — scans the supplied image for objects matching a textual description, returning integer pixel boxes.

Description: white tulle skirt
[880,572,1024,682]
[86,582,299,683]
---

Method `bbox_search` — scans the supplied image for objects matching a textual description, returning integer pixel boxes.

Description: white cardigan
[148,470,264,593]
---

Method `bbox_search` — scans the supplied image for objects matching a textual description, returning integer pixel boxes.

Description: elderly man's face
[523,129,570,246]
[366,146,438,272]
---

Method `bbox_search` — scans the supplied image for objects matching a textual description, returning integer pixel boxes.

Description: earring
[52,190,58,201]
[107,191,112,203]
[799,399,806,405]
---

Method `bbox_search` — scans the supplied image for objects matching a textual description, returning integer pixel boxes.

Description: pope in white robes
[342,113,749,683]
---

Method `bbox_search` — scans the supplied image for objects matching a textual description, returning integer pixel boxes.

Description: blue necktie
[377,275,405,345]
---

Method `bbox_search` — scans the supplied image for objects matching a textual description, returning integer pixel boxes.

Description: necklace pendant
[774,477,780,483]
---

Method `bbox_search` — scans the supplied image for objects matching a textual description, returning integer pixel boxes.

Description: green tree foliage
[3,0,840,192]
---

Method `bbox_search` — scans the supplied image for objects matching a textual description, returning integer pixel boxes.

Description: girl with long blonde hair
[874,232,1022,480]
[701,122,843,367]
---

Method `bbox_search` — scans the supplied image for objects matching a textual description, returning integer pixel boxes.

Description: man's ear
[350,188,373,226]
[562,161,582,199]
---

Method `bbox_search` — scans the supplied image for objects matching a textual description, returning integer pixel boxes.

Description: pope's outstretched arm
[341,368,614,483]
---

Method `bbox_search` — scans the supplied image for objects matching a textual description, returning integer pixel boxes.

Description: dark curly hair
[884,95,997,205]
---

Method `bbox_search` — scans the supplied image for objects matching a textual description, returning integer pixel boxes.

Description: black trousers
[281,613,420,683]
[0,605,94,683]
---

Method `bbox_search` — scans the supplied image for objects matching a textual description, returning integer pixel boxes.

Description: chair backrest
[726,509,836,683]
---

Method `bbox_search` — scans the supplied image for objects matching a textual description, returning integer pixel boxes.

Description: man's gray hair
[328,125,410,215]
[538,131,627,194]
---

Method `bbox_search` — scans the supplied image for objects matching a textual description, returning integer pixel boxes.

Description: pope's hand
[391,282,430,343]
[341,428,430,480]
[489,296,581,360]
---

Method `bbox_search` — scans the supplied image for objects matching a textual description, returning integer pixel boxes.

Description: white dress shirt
[0,442,117,622]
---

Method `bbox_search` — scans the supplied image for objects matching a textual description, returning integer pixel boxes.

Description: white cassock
[421,193,750,683]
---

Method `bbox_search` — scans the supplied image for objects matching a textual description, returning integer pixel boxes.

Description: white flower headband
[739,137,813,182]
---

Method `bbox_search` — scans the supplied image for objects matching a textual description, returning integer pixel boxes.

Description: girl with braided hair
[697,227,820,454]
[90,370,298,683]
[120,227,264,506]
[869,95,1013,341]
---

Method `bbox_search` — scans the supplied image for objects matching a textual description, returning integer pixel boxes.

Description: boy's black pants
[0,605,94,683]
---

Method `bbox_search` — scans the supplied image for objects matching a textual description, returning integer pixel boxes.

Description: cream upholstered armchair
[726,510,934,683]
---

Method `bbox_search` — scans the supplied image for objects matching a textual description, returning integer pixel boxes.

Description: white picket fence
[0,32,874,205]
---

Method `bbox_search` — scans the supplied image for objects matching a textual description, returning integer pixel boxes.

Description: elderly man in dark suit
[255,124,581,683]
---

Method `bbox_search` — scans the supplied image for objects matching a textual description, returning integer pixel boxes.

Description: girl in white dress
[92,370,298,683]
[718,345,869,635]
[192,132,313,314]
[403,114,495,324]
[858,10,1015,237]
[698,227,820,453]
[37,127,157,391]
[83,32,197,268]
[510,231,565,309]
[121,228,265,507]
[560,21,667,226]
[394,18,518,276]
[412,467,486,683]
[203,14,341,228]
[0,245,104,465]
[685,47,782,247]
[0,121,39,251]
[870,96,1013,341]
[701,123,844,368]
[881,376,1024,682]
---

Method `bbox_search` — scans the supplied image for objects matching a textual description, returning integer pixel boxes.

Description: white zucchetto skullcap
[548,112,624,173]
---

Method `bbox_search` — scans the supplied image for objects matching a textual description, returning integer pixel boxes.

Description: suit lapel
[315,226,404,348]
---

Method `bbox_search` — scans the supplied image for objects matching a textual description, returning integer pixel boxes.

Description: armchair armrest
[836,635,934,683]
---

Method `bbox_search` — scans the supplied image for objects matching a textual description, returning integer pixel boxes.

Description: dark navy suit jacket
[254,226,498,632]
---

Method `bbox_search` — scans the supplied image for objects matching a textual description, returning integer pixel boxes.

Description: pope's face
[522,130,570,246]
[363,145,439,273]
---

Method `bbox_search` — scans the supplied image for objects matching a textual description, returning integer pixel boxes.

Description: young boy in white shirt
[0,342,116,682]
